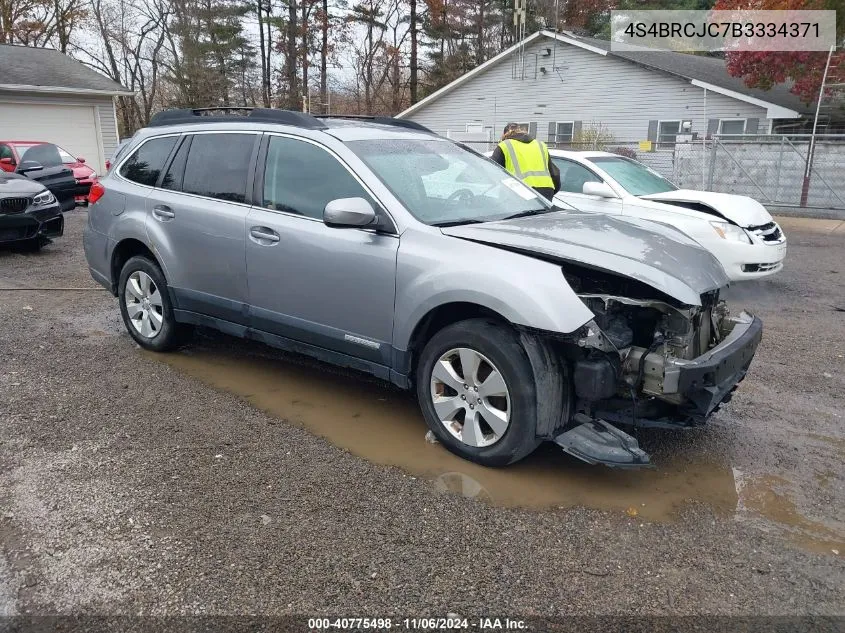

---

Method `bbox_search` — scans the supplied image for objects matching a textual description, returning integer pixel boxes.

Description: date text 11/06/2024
[307,617,527,630]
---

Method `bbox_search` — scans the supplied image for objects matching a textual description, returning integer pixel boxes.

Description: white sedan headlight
[710,221,751,244]
[32,190,56,206]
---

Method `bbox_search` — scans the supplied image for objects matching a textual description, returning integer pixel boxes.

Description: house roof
[398,30,808,121]
[0,44,132,96]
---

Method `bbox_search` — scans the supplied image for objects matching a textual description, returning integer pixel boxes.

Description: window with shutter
[657,121,681,148]
[549,122,574,145]
[718,119,746,136]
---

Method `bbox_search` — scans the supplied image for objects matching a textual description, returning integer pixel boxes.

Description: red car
[0,141,99,205]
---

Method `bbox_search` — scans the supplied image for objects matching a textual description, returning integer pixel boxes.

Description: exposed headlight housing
[710,220,751,244]
[32,190,56,206]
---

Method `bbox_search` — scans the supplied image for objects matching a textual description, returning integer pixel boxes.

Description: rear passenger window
[181,134,255,203]
[120,136,178,186]
[263,136,371,219]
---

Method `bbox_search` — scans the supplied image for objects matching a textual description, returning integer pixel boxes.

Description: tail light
[88,182,105,204]
[105,160,111,170]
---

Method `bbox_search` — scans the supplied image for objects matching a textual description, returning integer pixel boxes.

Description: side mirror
[582,181,617,198]
[0,157,13,166]
[77,157,86,163]
[324,197,377,228]
[17,161,44,175]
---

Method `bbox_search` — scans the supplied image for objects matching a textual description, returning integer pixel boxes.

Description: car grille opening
[742,263,781,273]
[747,222,784,243]
[0,226,36,241]
[0,197,31,214]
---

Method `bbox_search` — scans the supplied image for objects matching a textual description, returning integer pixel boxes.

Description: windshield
[17,143,63,168]
[12,143,76,165]
[590,156,677,196]
[348,138,550,226]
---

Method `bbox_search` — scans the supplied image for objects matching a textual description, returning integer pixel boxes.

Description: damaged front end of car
[546,266,762,468]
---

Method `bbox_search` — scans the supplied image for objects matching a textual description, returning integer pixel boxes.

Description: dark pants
[534,187,555,201]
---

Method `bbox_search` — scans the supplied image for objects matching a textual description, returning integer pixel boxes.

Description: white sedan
[547,150,786,281]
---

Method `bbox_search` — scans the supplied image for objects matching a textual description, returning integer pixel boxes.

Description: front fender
[393,231,594,350]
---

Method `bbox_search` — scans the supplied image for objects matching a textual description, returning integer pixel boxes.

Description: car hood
[441,212,730,306]
[640,189,772,227]
[0,172,46,195]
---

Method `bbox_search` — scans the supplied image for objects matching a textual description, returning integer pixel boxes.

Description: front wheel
[118,255,192,351]
[415,319,541,467]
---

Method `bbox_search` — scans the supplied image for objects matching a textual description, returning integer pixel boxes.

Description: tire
[117,255,192,352]
[415,318,541,467]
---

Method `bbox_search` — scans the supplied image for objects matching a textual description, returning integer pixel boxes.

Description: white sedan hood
[640,190,772,228]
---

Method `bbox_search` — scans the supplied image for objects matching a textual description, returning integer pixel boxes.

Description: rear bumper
[0,204,64,243]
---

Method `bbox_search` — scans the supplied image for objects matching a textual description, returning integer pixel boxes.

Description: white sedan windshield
[349,139,550,226]
[590,156,677,196]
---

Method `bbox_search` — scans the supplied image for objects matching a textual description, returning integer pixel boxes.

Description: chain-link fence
[455,134,845,210]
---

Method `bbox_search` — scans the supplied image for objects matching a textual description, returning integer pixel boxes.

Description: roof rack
[148,107,327,129]
[315,114,434,134]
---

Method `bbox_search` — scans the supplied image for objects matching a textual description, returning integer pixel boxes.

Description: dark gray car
[83,108,763,468]
[0,171,63,250]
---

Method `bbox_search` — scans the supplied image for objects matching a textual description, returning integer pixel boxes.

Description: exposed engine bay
[548,264,763,468]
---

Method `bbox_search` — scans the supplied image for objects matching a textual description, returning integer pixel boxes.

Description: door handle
[249,226,280,243]
[152,205,175,221]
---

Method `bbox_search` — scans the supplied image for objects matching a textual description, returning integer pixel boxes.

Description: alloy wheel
[429,347,511,448]
[124,270,164,338]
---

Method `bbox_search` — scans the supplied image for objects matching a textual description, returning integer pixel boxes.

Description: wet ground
[0,212,843,617]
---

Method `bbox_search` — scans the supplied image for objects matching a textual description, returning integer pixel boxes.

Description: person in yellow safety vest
[491,122,560,201]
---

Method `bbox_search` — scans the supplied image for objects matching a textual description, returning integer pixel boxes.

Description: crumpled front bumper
[665,311,762,419]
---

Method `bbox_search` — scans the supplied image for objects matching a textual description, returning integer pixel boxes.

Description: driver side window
[554,159,602,194]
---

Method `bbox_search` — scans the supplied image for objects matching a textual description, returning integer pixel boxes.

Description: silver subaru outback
[83,108,763,468]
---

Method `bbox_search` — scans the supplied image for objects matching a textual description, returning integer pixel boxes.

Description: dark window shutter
[573,121,583,139]
[529,122,537,138]
[548,121,557,143]
[707,118,719,136]
[647,120,658,141]
[746,118,759,135]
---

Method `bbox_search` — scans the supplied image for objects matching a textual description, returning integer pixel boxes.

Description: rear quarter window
[119,136,179,187]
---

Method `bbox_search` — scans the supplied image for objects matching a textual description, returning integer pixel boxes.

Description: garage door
[0,102,104,173]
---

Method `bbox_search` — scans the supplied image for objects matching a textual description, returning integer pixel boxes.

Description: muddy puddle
[736,474,845,557]
[149,341,740,523]
[145,339,845,554]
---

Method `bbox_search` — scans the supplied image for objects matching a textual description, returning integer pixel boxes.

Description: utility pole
[801,45,834,207]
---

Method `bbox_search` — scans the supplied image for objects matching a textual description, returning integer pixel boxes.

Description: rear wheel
[415,319,541,466]
[118,255,192,351]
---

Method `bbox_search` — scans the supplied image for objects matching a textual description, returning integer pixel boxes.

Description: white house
[398,30,814,147]
[0,44,132,174]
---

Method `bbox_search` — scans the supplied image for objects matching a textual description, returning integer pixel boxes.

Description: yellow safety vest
[498,138,554,189]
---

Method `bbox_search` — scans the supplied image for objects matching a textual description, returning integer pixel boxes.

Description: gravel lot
[0,211,843,620]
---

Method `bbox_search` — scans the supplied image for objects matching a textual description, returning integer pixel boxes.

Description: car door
[245,134,399,366]
[144,131,259,325]
[551,158,623,215]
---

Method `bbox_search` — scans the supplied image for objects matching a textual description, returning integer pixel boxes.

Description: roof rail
[315,114,434,134]
[148,107,327,130]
